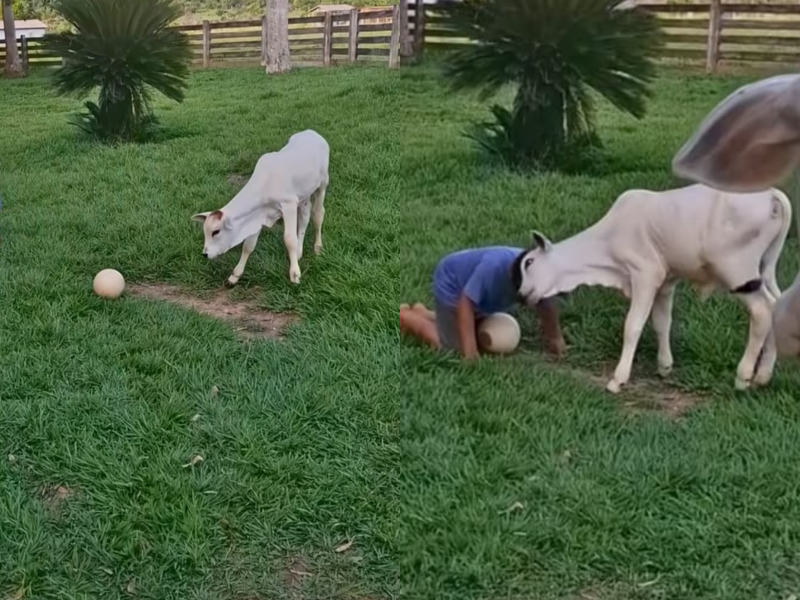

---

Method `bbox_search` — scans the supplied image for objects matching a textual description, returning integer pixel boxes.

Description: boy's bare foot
[412,303,436,320]
[400,303,411,312]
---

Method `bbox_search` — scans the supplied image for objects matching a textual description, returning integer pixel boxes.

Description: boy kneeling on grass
[400,246,566,360]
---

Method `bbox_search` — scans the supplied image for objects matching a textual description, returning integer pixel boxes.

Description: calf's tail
[761,187,793,301]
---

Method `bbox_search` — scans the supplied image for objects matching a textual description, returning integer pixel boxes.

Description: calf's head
[673,74,800,193]
[192,210,235,260]
[513,231,556,305]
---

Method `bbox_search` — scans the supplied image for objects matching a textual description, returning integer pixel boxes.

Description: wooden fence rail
[410,0,800,71]
[0,6,405,69]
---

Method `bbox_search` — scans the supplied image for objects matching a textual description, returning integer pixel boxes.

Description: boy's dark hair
[510,249,528,294]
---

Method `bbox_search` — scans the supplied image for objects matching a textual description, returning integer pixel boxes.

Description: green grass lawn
[3,62,800,600]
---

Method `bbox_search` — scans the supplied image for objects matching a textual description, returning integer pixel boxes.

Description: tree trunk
[2,0,25,78]
[265,0,291,74]
[399,0,412,57]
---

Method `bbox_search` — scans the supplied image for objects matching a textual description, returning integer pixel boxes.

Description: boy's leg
[400,305,441,349]
[400,303,436,321]
[434,303,465,353]
[412,303,436,320]
[400,301,468,353]
[536,298,566,357]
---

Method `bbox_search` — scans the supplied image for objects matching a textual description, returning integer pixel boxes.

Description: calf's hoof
[289,268,302,284]
[657,363,673,378]
[606,379,623,394]
[752,368,773,387]
[314,243,323,256]
[734,376,751,391]
[225,276,239,288]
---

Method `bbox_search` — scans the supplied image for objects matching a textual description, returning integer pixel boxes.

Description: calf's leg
[650,280,677,377]
[734,286,774,390]
[773,274,800,358]
[753,328,777,387]
[753,280,780,386]
[282,201,302,284]
[312,185,327,255]
[608,277,659,394]
[226,231,261,287]
[296,198,312,262]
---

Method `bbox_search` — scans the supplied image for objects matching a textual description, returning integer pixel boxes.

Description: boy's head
[511,231,557,305]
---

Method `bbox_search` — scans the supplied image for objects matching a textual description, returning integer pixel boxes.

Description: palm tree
[2,0,25,78]
[438,0,663,168]
[41,0,192,142]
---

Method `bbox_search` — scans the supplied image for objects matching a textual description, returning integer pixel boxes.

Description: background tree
[438,0,663,169]
[265,0,290,74]
[2,0,25,78]
[41,0,192,143]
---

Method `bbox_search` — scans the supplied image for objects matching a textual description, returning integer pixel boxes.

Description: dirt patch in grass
[129,283,299,341]
[281,555,313,592]
[554,360,707,420]
[39,484,72,514]
[566,585,631,600]
[564,577,664,600]
[228,173,250,189]
[615,379,706,419]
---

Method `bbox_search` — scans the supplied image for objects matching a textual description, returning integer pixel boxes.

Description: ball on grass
[477,312,521,355]
[93,269,126,299]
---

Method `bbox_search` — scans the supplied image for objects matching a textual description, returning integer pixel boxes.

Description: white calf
[672,73,800,362]
[192,129,329,286]
[514,184,792,393]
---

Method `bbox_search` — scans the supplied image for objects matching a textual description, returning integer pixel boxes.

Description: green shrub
[438,0,663,170]
[41,0,192,143]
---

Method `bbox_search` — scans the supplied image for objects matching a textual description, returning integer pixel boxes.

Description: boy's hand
[462,349,480,362]
[544,336,567,358]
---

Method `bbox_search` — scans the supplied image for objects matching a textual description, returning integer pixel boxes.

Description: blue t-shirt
[433,246,522,315]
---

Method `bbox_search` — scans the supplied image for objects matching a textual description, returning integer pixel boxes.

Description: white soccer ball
[93,268,126,299]
[477,312,521,355]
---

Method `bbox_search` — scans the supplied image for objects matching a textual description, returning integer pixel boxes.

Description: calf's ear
[672,74,800,193]
[531,230,553,252]
[192,212,211,223]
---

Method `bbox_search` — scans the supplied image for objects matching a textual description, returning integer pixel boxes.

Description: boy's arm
[457,293,480,361]
[535,298,566,357]
[459,258,495,361]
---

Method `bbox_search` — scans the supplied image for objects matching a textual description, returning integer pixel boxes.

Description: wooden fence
[7,2,800,72]
[412,1,800,71]
[0,6,405,70]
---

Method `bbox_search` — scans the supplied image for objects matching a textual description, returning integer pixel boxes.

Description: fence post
[20,35,29,73]
[413,0,425,61]
[323,11,333,66]
[706,0,722,73]
[389,4,401,68]
[261,15,268,67]
[202,20,211,68]
[348,8,359,62]
[399,0,412,58]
